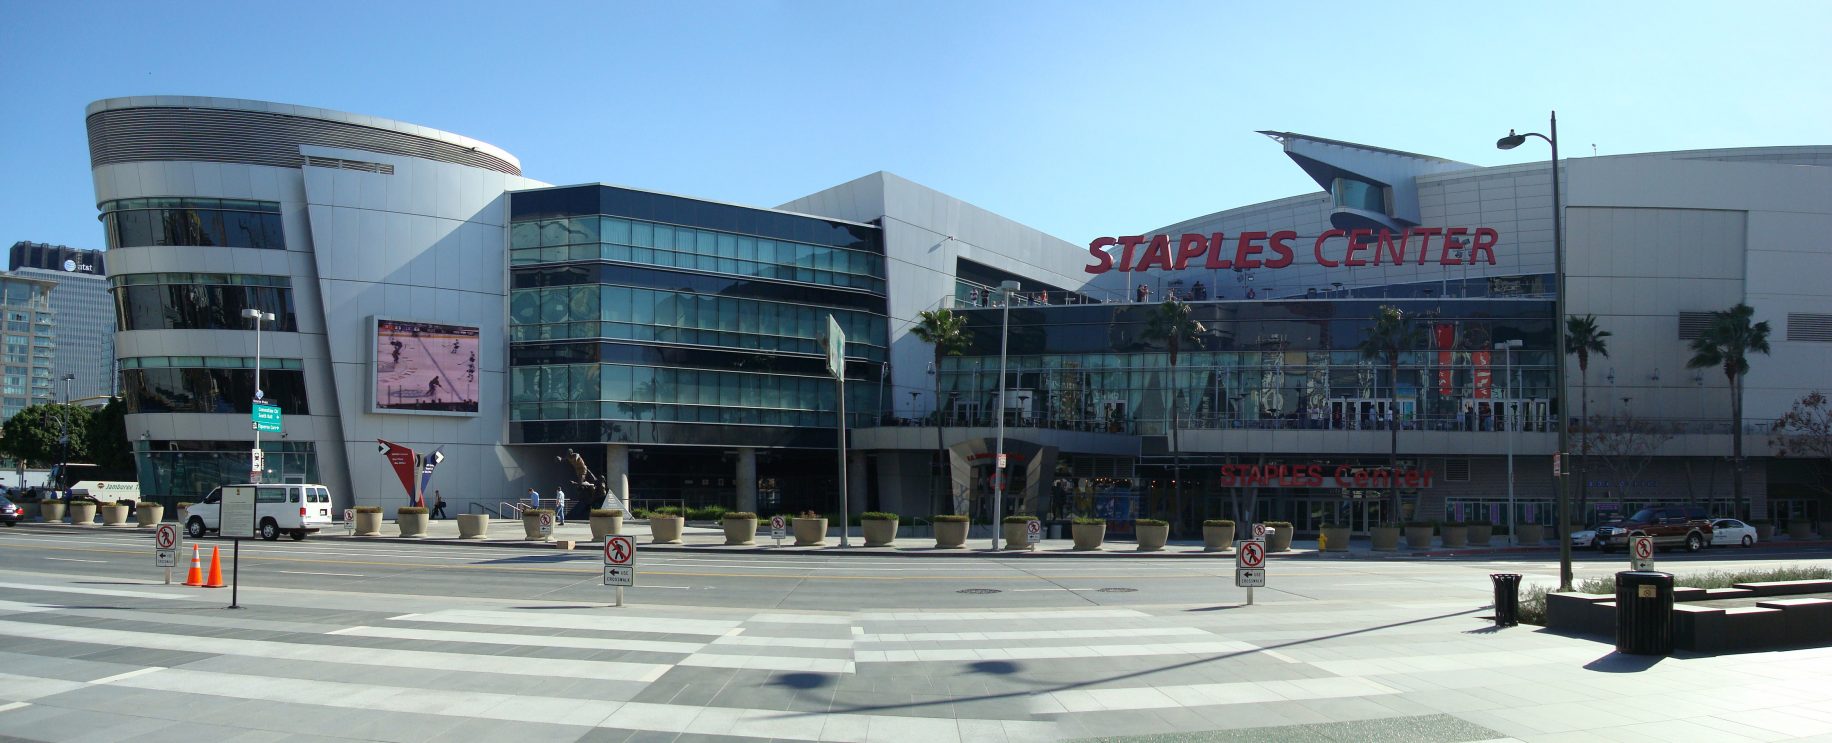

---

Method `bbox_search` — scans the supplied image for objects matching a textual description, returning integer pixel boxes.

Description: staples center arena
[92,97,1832,536]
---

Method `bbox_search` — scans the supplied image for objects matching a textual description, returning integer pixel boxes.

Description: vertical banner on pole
[826,314,849,548]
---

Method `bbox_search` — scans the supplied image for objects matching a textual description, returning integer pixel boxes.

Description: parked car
[1596,505,1713,552]
[1709,518,1758,548]
[185,484,334,541]
[1569,520,1623,550]
[0,494,19,526]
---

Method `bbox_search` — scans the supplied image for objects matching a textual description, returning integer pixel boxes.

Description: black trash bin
[1615,571,1674,655]
[1491,573,1522,627]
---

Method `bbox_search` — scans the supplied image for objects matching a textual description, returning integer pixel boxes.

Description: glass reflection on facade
[119,356,308,415]
[100,198,285,250]
[133,440,318,507]
[111,273,296,332]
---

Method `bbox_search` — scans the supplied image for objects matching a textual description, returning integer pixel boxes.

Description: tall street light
[242,308,276,484]
[1498,112,1573,591]
[1495,339,1523,545]
[990,280,1018,550]
[56,373,74,494]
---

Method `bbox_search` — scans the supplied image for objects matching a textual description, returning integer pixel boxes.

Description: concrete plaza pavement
[2,526,1832,741]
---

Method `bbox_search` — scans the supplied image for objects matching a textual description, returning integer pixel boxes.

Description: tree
[1565,314,1612,517]
[85,397,135,474]
[1586,409,1676,507]
[1771,391,1832,498]
[1142,298,1206,527]
[0,403,94,467]
[1357,306,1423,522]
[1686,303,1771,519]
[912,308,971,515]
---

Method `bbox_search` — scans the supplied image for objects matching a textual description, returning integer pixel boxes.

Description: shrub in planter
[861,512,899,547]
[354,505,384,536]
[397,506,429,537]
[1466,519,1494,546]
[457,513,490,539]
[648,507,684,544]
[1748,519,1775,540]
[1264,521,1295,552]
[589,509,624,541]
[521,508,555,541]
[1439,521,1468,548]
[39,499,65,523]
[722,511,758,545]
[1317,522,1352,552]
[1001,514,1037,549]
[1403,521,1435,549]
[1370,522,1401,550]
[1135,518,1170,551]
[933,514,970,548]
[68,499,97,525]
[792,510,828,546]
[99,502,131,526]
[1071,516,1106,551]
[1202,519,1235,552]
[135,502,165,527]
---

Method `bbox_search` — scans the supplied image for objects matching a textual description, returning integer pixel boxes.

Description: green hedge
[1002,514,1037,524]
[398,506,428,515]
[1203,519,1234,527]
[589,509,623,517]
[355,506,383,514]
[646,506,683,517]
[1071,516,1105,525]
[1136,518,1169,527]
[723,511,758,520]
[933,514,971,523]
[861,511,899,521]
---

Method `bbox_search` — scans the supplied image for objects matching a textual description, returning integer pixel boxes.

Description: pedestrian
[1135,283,1150,303]
[527,487,540,510]
[431,491,447,519]
[553,486,567,525]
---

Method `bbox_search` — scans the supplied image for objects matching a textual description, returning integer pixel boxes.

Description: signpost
[1236,539,1267,603]
[770,515,787,546]
[220,486,256,609]
[154,523,180,583]
[251,403,282,433]
[539,512,554,537]
[1025,519,1041,550]
[343,508,356,535]
[825,315,850,548]
[603,535,636,606]
[1252,523,1268,540]
[1630,535,1655,572]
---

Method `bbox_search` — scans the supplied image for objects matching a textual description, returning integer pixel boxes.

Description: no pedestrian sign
[1630,535,1655,572]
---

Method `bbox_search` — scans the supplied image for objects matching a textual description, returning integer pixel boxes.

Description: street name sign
[252,403,282,433]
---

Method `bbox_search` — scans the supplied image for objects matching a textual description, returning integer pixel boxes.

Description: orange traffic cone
[183,545,204,587]
[203,546,227,588]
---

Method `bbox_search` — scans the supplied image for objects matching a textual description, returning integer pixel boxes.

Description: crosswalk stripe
[858,626,1209,643]
[329,625,706,653]
[1029,676,1400,714]
[396,608,741,636]
[0,581,188,601]
[0,702,30,714]
[857,608,1148,621]
[856,640,1257,664]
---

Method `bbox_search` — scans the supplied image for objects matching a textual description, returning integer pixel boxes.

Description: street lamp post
[1498,112,1573,591]
[1495,340,1523,544]
[242,308,276,484]
[990,280,1018,550]
[55,373,74,494]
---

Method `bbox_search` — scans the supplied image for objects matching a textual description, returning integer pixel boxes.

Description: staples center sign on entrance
[1084,228,1502,274]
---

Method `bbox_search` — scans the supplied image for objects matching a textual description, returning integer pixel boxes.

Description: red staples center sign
[1083,228,1501,274]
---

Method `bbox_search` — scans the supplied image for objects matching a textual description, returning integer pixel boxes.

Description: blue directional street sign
[252,403,283,433]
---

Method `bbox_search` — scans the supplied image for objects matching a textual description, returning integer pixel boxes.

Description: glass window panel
[601,286,630,322]
[569,285,598,321]
[570,364,599,401]
[737,236,756,261]
[571,215,599,244]
[540,288,569,323]
[697,231,717,255]
[631,289,655,324]
[603,364,632,400]
[652,225,674,251]
[510,222,540,249]
[601,217,631,245]
[630,221,653,247]
[539,219,569,246]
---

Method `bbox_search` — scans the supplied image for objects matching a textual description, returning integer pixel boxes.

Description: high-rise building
[0,273,58,421]
[8,242,111,401]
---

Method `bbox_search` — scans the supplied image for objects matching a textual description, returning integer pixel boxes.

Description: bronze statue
[557,448,607,505]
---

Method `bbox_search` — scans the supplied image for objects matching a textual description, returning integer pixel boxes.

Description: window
[121,367,309,415]
[255,486,286,504]
[112,274,296,332]
[100,198,285,250]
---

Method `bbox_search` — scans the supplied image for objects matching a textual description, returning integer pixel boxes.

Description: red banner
[377,439,420,506]
[1472,350,1493,399]
[1433,323,1456,396]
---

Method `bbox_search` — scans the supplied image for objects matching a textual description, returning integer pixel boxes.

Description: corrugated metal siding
[88,106,519,175]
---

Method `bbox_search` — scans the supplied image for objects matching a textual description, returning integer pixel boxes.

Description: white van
[186,484,335,541]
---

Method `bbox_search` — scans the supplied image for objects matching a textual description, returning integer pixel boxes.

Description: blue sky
[3,1,1827,250]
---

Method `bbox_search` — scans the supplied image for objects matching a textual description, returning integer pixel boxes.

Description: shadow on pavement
[1582,652,1664,673]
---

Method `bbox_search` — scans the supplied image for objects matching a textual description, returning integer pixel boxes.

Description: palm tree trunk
[1731,372,1746,519]
[932,348,947,515]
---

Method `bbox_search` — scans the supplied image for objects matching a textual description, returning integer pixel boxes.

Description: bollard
[1614,571,1674,655]
[1490,573,1522,627]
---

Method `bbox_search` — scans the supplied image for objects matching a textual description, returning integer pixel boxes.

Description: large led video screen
[372,318,480,415]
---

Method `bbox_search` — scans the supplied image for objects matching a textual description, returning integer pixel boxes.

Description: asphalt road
[6,525,1829,611]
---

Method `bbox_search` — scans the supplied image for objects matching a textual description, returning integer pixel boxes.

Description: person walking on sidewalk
[527,487,540,510]
[431,491,447,519]
[553,486,567,525]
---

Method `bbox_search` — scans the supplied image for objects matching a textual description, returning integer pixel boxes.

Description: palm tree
[1565,314,1611,517]
[1686,303,1771,519]
[1358,306,1423,523]
[912,308,972,514]
[1142,298,1206,527]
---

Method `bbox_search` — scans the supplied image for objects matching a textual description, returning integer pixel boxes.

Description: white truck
[185,484,335,541]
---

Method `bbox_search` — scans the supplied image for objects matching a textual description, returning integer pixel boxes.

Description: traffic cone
[183,545,204,587]
[203,546,227,588]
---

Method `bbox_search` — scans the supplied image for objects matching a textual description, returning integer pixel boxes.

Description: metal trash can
[1491,573,1522,627]
[1615,571,1674,655]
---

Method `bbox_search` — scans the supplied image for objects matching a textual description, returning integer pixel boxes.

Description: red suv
[1597,505,1712,553]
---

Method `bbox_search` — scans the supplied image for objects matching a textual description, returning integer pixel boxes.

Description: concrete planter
[1467,524,1494,546]
[1754,523,1776,540]
[1202,524,1235,552]
[1071,523,1106,550]
[1787,521,1814,540]
[1318,526,1351,552]
[457,514,489,539]
[1371,526,1400,551]
[1266,526,1294,552]
[722,517,757,545]
[69,502,96,525]
[862,518,898,547]
[354,511,383,536]
[1517,524,1545,544]
[1439,525,1468,548]
[99,504,131,526]
[175,506,188,525]
[1404,526,1434,549]
[522,512,553,541]
[793,518,827,546]
[1135,523,1169,552]
[1001,522,1032,549]
[397,513,428,537]
[933,520,968,548]
[650,516,684,544]
[589,515,623,541]
[39,502,64,523]
[135,504,164,527]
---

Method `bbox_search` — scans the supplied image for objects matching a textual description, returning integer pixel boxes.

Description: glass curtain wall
[133,440,318,506]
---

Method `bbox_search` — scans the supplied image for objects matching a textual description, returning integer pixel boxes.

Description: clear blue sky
[3,1,1827,250]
